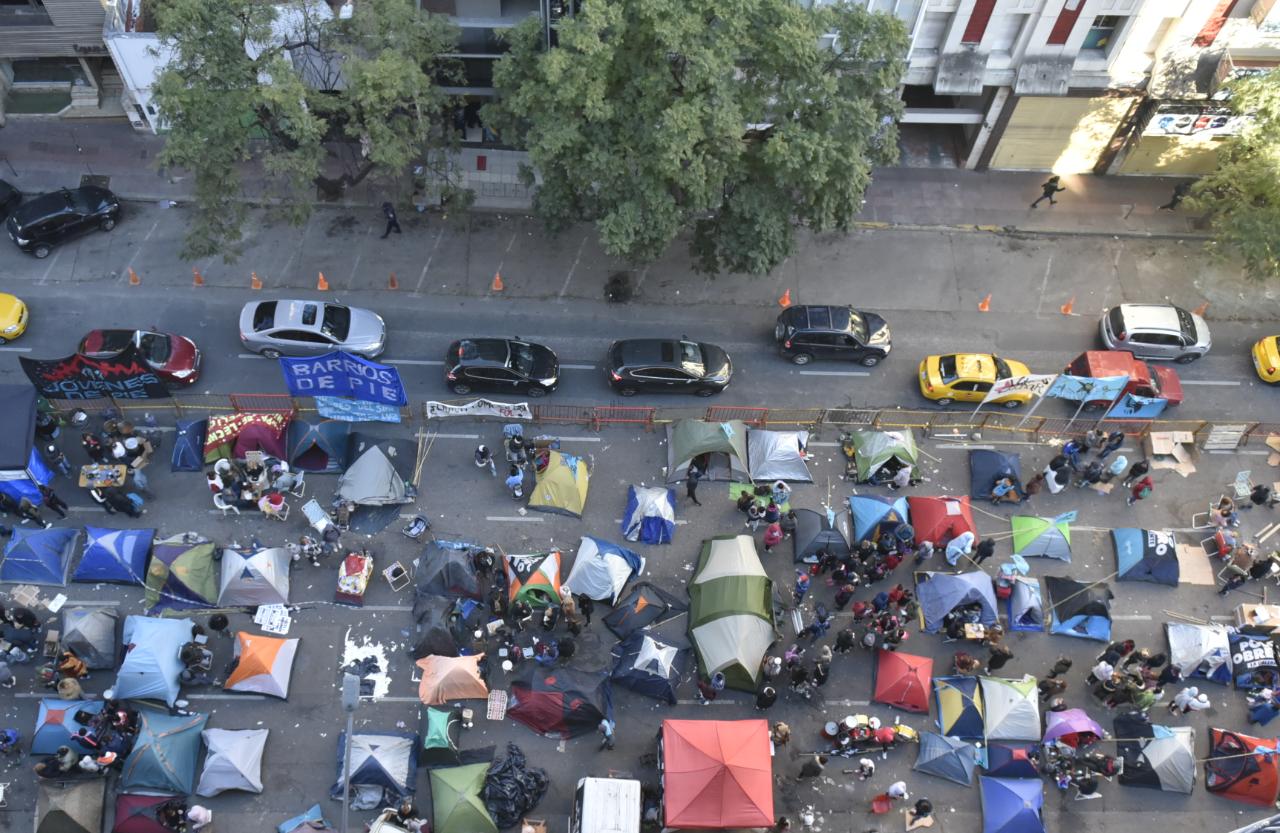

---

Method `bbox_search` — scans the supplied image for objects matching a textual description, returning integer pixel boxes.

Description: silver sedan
[238,300,386,358]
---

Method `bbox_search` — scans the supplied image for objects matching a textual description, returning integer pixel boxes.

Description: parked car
[78,329,202,386]
[444,338,559,397]
[1099,303,1211,363]
[5,186,120,258]
[238,300,386,358]
[918,353,1033,408]
[605,339,732,397]
[0,293,28,345]
[1253,336,1280,385]
[0,180,21,221]
[774,305,891,366]
[1065,350,1183,409]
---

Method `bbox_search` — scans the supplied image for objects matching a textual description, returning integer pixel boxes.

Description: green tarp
[665,420,751,482]
[847,430,918,483]
[430,763,498,833]
[689,536,775,691]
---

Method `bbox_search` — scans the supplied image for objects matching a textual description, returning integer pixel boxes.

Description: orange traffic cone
[1193,301,1209,316]
[250,272,263,290]
[192,268,204,287]
[317,272,329,291]
[778,289,792,308]
[128,268,140,286]
[388,272,399,291]
[977,293,991,312]
[491,271,504,292]
[1060,296,1075,315]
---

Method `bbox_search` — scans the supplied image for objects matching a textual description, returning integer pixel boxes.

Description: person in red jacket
[1127,475,1154,507]
[763,522,784,553]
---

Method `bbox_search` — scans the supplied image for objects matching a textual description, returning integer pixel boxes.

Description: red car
[78,330,202,386]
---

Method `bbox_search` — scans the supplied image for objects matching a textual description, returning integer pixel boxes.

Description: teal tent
[120,710,208,795]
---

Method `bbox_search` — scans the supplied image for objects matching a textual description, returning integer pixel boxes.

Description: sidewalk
[0,117,1205,238]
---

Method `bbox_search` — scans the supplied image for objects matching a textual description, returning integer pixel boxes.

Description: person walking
[685,466,702,506]
[37,485,67,520]
[16,497,50,528]
[380,201,401,238]
[1047,656,1073,678]
[578,595,594,627]
[598,718,616,750]
[505,466,524,500]
[793,572,810,604]
[1122,459,1150,488]
[1097,431,1125,460]
[973,538,996,565]
[756,684,777,709]
[985,643,1013,674]
[771,721,791,748]
[1127,475,1154,506]
[696,674,721,705]
[1030,175,1066,208]
[1159,181,1192,211]
[763,522,783,553]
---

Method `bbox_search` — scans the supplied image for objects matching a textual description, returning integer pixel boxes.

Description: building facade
[0,0,121,121]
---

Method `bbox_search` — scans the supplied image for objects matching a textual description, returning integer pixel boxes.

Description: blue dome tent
[848,494,909,543]
[171,419,206,472]
[621,485,676,545]
[1045,576,1113,642]
[985,742,1041,778]
[969,450,1022,500]
[1113,528,1179,586]
[610,631,688,704]
[916,571,999,634]
[31,698,104,754]
[120,710,209,795]
[933,675,985,739]
[0,527,79,586]
[1006,578,1044,633]
[792,508,851,564]
[0,385,53,505]
[72,526,153,585]
[287,419,351,473]
[913,731,976,786]
[980,776,1045,833]
[114,615,194,706]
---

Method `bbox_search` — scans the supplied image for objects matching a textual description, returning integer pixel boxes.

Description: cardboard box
[1144,431,1197,477]
[1236,603,1280,634]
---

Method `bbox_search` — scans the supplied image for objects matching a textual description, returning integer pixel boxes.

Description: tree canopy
[484,0,907,275]
[1186,71,1280,280]
[152,0,464,261]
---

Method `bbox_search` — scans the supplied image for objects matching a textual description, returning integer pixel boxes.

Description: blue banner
[1044,374,1128,403]
[315,396,402,423]
[278,351,407,406]
[1107,392,1169,419]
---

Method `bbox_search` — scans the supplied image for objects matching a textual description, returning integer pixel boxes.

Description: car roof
[1115,304,1183,332]
[273,300,328,330]
[616,339,672,365]
[951,353,997,382]
[1074,350,1140,375]
[791,306,853,331]
[456,338,512,365]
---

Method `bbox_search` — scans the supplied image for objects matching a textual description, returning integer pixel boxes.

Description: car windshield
[137,333,172,363]
[678,341,704,368]
[847,309,868,341]
[1176,308,1195,339]
[938,355,958,382]
[1107,306,1125,336]
[510,342,535,376]
[253,302,277,332]
[993,357,1013,380]
[321,305,351,341]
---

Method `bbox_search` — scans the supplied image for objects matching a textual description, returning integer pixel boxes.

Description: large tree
[484,0,907,275]
[1185,71,1280,280]
[152,0,465,261]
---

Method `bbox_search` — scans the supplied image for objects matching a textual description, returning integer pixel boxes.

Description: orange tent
[224,632,298,699]
[416,655,489,705]
[661,719,773,829]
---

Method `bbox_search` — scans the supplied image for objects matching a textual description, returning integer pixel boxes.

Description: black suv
[605,339,732,397]
[6,186,120,258]
[775,305,891,366]
[0,181,20,221]
[444,338,560,397]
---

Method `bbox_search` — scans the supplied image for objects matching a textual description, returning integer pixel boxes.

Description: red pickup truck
[1065,351,1183,410]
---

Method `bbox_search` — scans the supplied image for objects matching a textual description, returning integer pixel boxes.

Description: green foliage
[1185,72,1280,280]
[152,0,462,261]
[484,0,907,275]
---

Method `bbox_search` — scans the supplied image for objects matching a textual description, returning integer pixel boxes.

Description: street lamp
[340,673,361,833]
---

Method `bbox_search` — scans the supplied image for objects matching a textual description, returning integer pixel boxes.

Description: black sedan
[444,338,559,397]
[6,186,120,258]
[605,339,732,397]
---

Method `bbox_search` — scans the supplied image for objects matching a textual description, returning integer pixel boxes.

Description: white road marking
[364,696,422,703]
[1210,449,1270,455]
[415,226,447,294]
[0,346,32,352]
[186,693,268,701]
[560,363,596,371]
[1180,379,1241,386]
[938,444,993,450]
[430,433,481,440]
[66,600,120,606]
[37,247,63,285]
[485,516,544,522]
[558,436,602,442]
[67,506,107,513]
[1210,615,1235,622]
[121,216,162,277]
[238,353,266,360]
[676,699,738,706]
[385,359,443,366]
[558,233,589,299]
[360,605,413,612]
[1112,614,1154,621]
[809,441,839,448]
[798,370,871,377]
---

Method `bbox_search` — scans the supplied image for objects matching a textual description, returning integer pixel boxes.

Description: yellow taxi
[0,293,28,344]
[1253,336,1280,384]
[918,353,1034,408]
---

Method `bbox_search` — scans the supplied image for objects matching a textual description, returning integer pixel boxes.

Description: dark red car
[78,330,202,386]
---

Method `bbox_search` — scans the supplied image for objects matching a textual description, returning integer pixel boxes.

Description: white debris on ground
[342,626,393,700]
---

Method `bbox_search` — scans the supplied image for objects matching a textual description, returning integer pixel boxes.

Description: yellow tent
[528,451,589,518]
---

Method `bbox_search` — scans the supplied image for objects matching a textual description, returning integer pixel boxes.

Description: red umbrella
[873,650,933,713]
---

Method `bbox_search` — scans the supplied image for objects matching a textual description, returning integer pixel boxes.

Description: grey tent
[61,606,117,669]
[331,731,417,810]
[914,731,977,786]
[197,727,268,796]
[792,508,851,564]
[37,779,104,833]
[1115,712,1195,794]
[415,545,483,601]
[665,420,751,483]
[288,419,351,473]
[338,445,411,506]
[219,547,291,607]
[747,430,812,482]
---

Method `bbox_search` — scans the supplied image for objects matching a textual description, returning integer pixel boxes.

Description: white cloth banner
[425,399,532,420]
[980,373,1059,405]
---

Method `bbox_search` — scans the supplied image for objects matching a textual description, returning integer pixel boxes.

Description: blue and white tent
[563,536,644,605]
[114,615,194,706]
[121,710,209,795]
[917,571,999,634]
[610,631,688,704]
[331,731,417,810]
[0,527,79,586]
[1113,528,1179,586]
[1006,578,1044,633]
[621,486,676,545]
[32,698,104,754]
[72,526,154,585]
[1045,576,1112,642]
[849,494,909,543]
[1166,622,1232,685]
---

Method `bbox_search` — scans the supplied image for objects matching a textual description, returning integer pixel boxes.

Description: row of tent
[915,570,1114,642]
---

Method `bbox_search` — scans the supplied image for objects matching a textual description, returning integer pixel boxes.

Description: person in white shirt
[887,780,909,801]
[1169,686,1210,714]
[945,532,975,566]
[187,806,213,830]
[1088,659,1114,686]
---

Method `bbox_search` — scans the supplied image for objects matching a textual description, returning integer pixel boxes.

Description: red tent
[1207,727,1280,807]
[661,719,774,829]
[113,794,173,833]
[873,650,933,713]
[907,496,976,546]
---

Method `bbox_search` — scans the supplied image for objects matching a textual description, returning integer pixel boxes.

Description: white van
[570,776,641,833]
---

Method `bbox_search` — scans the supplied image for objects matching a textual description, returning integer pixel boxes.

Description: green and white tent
[689,535,775,691]
[429,763,498,833]
[1011,515,1072,562]
[665,420,751,483]
[847,430,918,483]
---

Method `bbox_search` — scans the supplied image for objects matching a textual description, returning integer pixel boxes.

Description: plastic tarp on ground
[287,419,351,473]
[747,429,811,482]
[849,494,909,543]
[847,430,918,483]
[72,526,153,585]
[873,650,932,713]
[1,527,78,586]
[914,731,977,786]
[411,596,465,658]
[529,450,589,518]
[604,583,687,639]
[661,719,773,829]
[665,420,751,483]
[1115,712,1195,794]
[115,615,194,706]
[430,763,497,833]
[969,450,1022,500]
[113,794,173,833]
[0,385,53,506]
[481,744,549,831]
[1010,516,1071,562]
[171,419,206,472]
[1043,708,1104,748]
[61,606,117,669]
[908,496,977,546]
[1207,727,1280,807]
[933,675,985,739]
[417,707,460,767]
[504,551,562,608]
[563,536,644,604]
[507,665,611,739]
[1113,528,1180,586]
[331,731,417,811]
[1005,578,1044,633]
[225,632,298,698]
[37,780,104,833]
[980,776,1045,833]
[1166,622,1232,685]
[219,547,291,606]
[278,804,333,833]
[1045,576,1113,642]
[197,728,268,796]
[416,655,489,705]
[980,676,1041,741]
[121,710,209,795]
[985,742,1040,778]
[145,533,218,612]
[688,535,775,691]
[611,631,688,704]
[622,485,676,545]
[337,445,410,506]
[917,571,999,633]
[32,699,104,755]
[792,508,851,564]
[415,544,483,603]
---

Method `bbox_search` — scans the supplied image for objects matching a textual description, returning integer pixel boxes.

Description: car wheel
[860,354,882,368]
[32,244,51,259]
[617,387,639,397]
[1175,353,1201,364]
[1002,399,1024,409]
[0,337,8,346]
[100,217,116,232]
[695,387,719,397]
[790,353,813,366]
[450,382,473,395]
[261,348,282,359]
[525,385,547,398]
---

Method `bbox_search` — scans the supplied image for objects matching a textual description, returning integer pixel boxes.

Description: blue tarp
[1046,576,1112,642]
[621,485,676,545]
[1108,393,1169,419]
[980,776,1045,833]
[1113,528,1179,586]
[120,710,208,794]
[849,494,909,543]
[171,419,206,472]
[114,615,194,705]
[287,420,351,473]
[914,731,976,786]
[72,526,154,585]
[279,352,407,406]
[0,386,52,505]
[0,526,78,586]
[279,804,333,833]
[1006,578,1044,633]
[917,571,999,633]
[985,742,1041,778]
[969,450,1022,500]
[31,699,104,754]
[1045,374,1128,403]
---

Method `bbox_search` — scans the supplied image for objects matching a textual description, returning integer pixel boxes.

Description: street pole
[340,673,360,833]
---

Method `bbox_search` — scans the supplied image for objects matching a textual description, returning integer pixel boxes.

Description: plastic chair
[213,492,240,517]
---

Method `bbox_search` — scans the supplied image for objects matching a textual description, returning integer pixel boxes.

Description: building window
[0,0,51,26]
[1082,15,1124,52]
